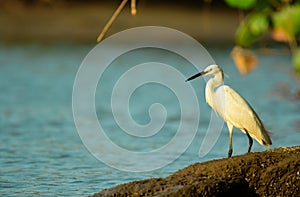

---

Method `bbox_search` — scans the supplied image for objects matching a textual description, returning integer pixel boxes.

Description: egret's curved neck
[208,71,223,89]
[205,71,224,106]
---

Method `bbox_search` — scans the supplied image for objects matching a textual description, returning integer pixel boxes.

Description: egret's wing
[221,85,261,128]
[215,85,271,145]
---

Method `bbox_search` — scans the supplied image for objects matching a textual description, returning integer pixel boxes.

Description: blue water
[1,43,300,196]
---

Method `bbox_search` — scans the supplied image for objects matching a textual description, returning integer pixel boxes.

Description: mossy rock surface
[92,146,300,197]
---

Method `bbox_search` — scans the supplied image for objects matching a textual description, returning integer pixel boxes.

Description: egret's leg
[246,132,253,153]
[227,123,233,158]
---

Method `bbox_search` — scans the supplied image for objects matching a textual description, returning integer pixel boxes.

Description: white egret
[186,64,272,157]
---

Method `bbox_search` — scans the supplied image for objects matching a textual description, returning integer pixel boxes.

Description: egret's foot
[228,149,233,158]
[247,146,252,153]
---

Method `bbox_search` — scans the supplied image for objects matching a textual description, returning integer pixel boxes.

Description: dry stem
[97,0,129,42]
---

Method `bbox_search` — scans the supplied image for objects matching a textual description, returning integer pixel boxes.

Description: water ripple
[1,44,299,196]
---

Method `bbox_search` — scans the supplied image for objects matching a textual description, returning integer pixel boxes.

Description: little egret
[186,64,272,157]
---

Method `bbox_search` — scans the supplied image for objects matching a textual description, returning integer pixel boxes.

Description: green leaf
[289,5,300,35]
[235,13,268,47]
[272,5,300,39]
[224,0,257,9]
[293,48,300,73]
[249,13,269,36]
[235,21,257,47]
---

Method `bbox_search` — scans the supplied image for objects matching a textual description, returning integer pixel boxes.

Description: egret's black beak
[186,71,207,82]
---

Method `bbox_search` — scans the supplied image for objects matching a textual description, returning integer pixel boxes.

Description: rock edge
[92,146,300,197]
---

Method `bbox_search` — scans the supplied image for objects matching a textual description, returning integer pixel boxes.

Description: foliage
[293,48,300,71]
[224,0,257,9]
[236,13,269,47]
[224,0,300,73]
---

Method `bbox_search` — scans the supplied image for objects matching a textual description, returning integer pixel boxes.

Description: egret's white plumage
[186,64,272,157]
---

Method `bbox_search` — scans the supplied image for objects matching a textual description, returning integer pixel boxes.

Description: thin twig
[97,0,128,42]
[238,9,244,23]
[289,37,298,55]
[131,0,136,16]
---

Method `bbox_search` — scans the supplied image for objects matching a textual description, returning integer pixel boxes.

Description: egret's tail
[261,129,272,146]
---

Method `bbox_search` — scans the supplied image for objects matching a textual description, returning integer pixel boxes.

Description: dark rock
[92,146,300,197]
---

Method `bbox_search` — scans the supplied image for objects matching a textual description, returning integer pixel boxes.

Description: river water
[1,43,299,196]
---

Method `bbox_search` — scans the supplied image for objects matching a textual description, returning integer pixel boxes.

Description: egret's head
[186,64,223,81]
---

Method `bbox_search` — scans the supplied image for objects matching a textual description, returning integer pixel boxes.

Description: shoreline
[92,146,300,196]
